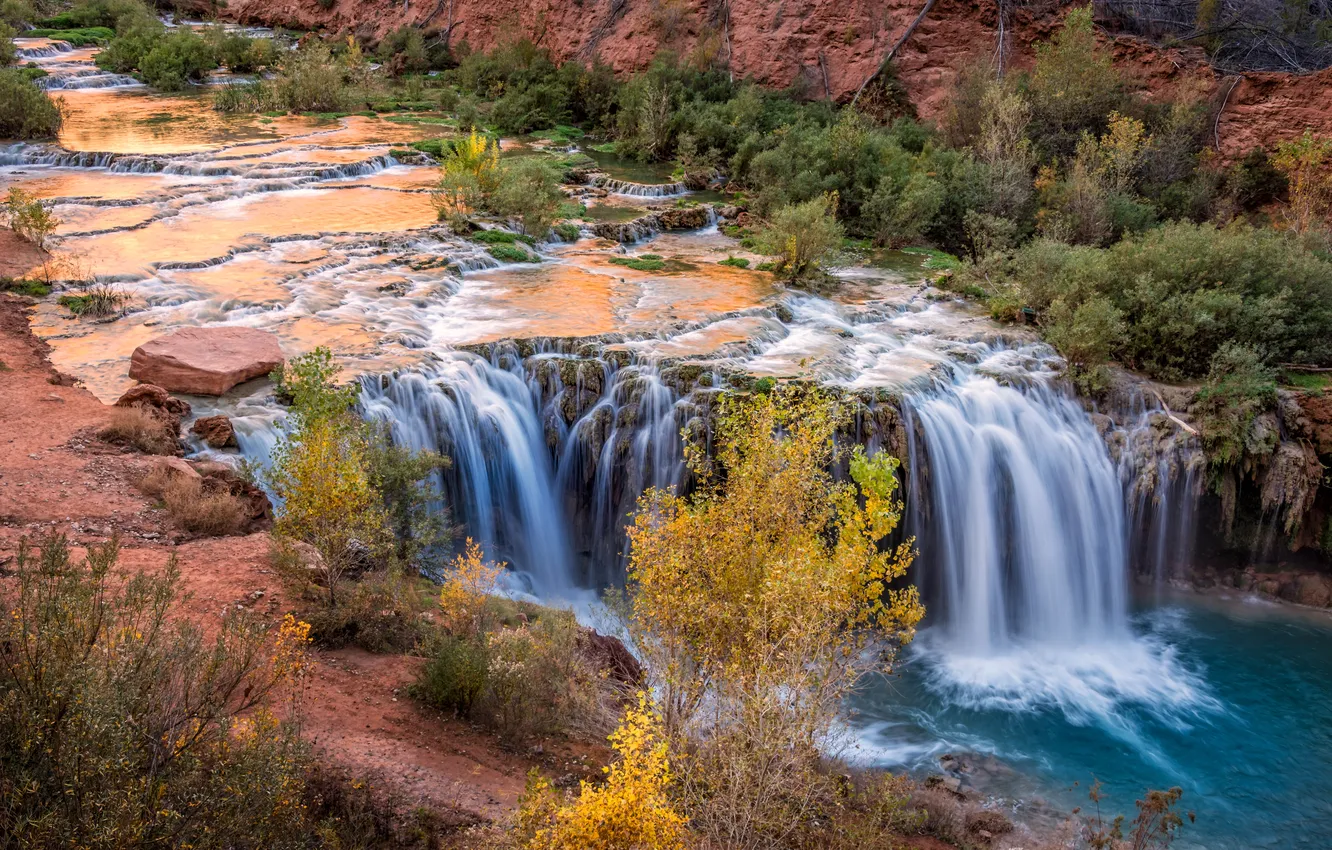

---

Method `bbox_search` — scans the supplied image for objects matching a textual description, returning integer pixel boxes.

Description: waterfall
[357,345,704,591]
[905,376,1129,651]
[593,176,689,197]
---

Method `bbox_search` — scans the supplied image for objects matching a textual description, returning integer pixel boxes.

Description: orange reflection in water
[51,188,439,277]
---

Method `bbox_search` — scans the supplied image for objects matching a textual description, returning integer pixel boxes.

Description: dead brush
[141,469,249,536]
[100,406,179,455]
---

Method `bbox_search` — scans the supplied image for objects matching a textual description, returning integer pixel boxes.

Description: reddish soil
[220,0,1332,160]
[0,294,604,828]
[0,231,47,280]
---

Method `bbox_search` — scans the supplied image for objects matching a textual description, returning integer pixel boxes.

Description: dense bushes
[971,223,1332,382]
[0,535,314,849]
[92,2,276,92]
[0,70,64,139]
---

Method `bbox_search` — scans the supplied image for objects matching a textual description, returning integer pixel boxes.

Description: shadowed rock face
[129,327,284,396]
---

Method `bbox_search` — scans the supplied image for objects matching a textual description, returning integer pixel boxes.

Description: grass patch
[552,222,581,242]
[487,243,540,263]
[57,284,127,317]
[100,407,177,455]
[24,27,113,45]
[610,256,666,272]
[18,67,49,82]
[719,256,750,268]
[141,468,249,536]
[901,246,963,271]
[0,278,51,297]
[386,114,454,126]
[410,138,448,157]
[1281,371,1332,392]
[471,228,536,246]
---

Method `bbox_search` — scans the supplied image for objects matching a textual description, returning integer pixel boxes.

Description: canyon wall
[220,0,1332,159]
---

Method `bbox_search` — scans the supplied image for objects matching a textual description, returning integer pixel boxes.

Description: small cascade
[38,70,143,90]
[594,176,689,198]
[15,40,75,60]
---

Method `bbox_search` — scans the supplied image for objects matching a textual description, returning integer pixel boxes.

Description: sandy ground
[0,292,602,827]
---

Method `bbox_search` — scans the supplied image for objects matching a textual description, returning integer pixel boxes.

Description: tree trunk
[850,0,938,107]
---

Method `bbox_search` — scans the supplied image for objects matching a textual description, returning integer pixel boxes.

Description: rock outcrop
[191,414,239,449]
[129,327,284,396]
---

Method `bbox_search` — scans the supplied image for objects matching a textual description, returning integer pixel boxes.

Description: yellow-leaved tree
[625,385,924,850]
[431,129,500,222]
[522,692,688,850]
[268,348,389,607]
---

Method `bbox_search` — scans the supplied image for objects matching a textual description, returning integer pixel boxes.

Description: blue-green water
[852,593,1332,849]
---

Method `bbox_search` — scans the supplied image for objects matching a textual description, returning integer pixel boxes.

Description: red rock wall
[221,0,1332,159]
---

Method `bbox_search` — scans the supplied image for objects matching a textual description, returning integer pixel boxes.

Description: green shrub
[0,70,64,139]
[757,193,845,281]
[274,41,355,114]
[976,223,1332,381]
[138,30,219,91]
[719,256,750,268]
[487,243,540,263]
[1026,5,1125,159]
[1194,343,1277,467]
[412,634,490,716]
[488,156,564,236]
[22,26,113,45]
[0,0,35,27]
[552,222,581,241]
[0,534,314,849]
[0,21,16,65]
[470,228,521,245]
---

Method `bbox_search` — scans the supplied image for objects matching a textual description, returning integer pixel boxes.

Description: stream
[5,34,1332,849]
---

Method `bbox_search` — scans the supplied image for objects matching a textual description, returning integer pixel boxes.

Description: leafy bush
[274,41,356,114]
[974,223,1332,380]
[489,156,565,236]
[0,70,64,140]
[413,634,491,715]
[757,193,845,281]
[488,243,540,263]
[0,0,34,27]
[1026,4,1125,160]
[0,534,314,849]
[552,222,581,241]
[3,187,59,249]
[718,256,749,268]
[1193,343,1277,468]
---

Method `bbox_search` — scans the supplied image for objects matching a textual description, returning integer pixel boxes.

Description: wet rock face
[129,327,284,396]
[1294,391,1332,458]
[190,414,238,449]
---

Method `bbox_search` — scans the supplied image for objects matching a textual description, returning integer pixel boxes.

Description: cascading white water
[905,377,1129,651]
[359,352,575,595]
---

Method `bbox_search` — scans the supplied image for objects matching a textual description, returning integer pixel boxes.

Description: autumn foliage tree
[624,386,924,850]
[521,693,688,850]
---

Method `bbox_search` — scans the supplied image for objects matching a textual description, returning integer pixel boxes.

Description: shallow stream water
[6,35,1332,848]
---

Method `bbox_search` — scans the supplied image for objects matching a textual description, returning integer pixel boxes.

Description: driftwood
[850,0,937,107]
[1150,388,1199,436]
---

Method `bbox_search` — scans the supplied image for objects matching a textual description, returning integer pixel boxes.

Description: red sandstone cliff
[221,0,1332,159]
